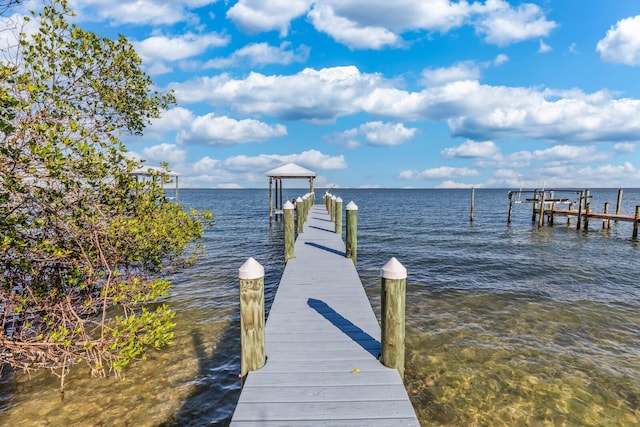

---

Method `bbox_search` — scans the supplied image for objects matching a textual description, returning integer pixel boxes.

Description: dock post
[302,194,309,224]
[531,190,538,222]
[576,191,583,230]
[470,187,475,222]
[584,202,590,231]
[634,206,640,238]
[538,191,546,227]
[603,203,610,230]
[330,195,336,222]
[615,189,623,223]
[380,257,407,380]
[507,192,514,224]
[284,201,295,261]
[296,197,304,234]
[335,197,343,234]
[346,201,358,265]
[239,257,266,378]
[269,178,273,224]
[567,202,574,226]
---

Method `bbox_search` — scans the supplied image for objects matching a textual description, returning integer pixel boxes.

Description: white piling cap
[380,257,407,279]
[346,201,358,210]
[283,200,295,210]
[239,257,264,280]
[336,197,343,203]
[331,195,337,200]
[296,197,303,202]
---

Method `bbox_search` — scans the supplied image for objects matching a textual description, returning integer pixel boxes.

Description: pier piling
[380,257,407,380]
[283,201,295,261]
[335,197,343,234]
[239,258,266,378]
[346,201,358,266]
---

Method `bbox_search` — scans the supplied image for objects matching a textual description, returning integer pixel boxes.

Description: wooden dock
[231,204,419,426]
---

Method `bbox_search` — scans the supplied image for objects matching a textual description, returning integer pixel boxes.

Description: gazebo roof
[265,163,316,178]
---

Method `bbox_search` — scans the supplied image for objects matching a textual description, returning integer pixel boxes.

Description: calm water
[1,188,639,426]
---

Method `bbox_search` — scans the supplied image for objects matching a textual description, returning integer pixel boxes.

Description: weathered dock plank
[231,204,419,426]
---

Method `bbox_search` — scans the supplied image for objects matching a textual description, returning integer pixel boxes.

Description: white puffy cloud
[170,66,386,121]
[203,42,309,68]
[538,39,552,53]
[331,122,417,147]
[149,107,196,133]
[613,142,635,153]
[441,140,500,158]
[69,0,216,25]
[133,33,230,63]
[474,0,557,46]
[596,15,640,66]
[360,122,417,146]
[437,180,478,189]
[181,149,346,187]
[226,0,313,36]
[177,113,287,145]
[398,166,479,180]
[422,61,481,87]
[225,0,554,49]
[494,54,509,66]
[307,4,400,50]
[142,143,187,164]
[170,65,640,144]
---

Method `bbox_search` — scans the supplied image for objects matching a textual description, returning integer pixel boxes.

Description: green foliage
[0,0,212,390]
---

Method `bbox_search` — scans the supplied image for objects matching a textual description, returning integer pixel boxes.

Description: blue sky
[14,1,640,188]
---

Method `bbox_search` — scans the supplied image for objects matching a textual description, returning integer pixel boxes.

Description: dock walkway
[231,204,419,426]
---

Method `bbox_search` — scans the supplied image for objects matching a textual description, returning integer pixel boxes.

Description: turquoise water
[1,188,639,426]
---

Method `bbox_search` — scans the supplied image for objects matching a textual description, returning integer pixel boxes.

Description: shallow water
[1,188,639,426]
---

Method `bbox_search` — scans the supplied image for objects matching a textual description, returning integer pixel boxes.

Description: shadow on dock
[307,298,380,358]
[304,241,345,256]
[308,225,334,233]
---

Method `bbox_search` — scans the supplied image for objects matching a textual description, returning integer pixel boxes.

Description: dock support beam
[380,257,407,380]
[346,201,358,266]
[239,258,266,378]
[634,206,640,238]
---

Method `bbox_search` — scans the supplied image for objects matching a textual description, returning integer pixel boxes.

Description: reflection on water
[1,188,640,426]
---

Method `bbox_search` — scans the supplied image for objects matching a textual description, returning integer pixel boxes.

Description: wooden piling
[584,202,590,231]
[380,257,407,380]
[335,197,343,234]
[507,192,514,224]
[346,201,358,266]
[538,191,546,227]
[470,187,475,222]
[296,196,304,235]
[567,202,573,226]
[634,206,640,238]
[531,190,538,222]
[268,178,273,223]
[284,201,295,261]
[576,191,584,230]
[603,202,610,230]
[239,257,266,378]
[615,189,623,224]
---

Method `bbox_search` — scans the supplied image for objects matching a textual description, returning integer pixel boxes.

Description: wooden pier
[231,203,419,426]
[507,189,640,237]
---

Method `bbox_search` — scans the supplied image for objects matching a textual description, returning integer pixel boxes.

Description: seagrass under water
[1,188,639,426]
